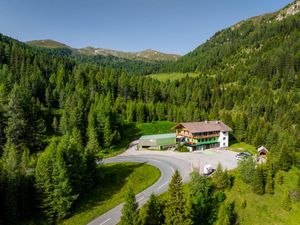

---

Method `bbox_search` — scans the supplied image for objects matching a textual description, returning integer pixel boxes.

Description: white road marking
[137,196,144,202]
[99,217,111,225]
[158,181,168,190]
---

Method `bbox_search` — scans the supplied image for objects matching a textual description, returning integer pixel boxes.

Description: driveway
[87,141,238,225]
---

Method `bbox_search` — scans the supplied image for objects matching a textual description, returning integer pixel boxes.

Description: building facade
[175,121,232,151]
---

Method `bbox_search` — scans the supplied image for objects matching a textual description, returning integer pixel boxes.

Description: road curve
[87,154,190,225]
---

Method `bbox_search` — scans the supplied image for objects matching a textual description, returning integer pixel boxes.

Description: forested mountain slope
[0,1,299,224]
[163,0,300,81]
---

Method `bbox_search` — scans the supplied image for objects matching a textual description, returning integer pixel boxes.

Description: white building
[175,120,232,151]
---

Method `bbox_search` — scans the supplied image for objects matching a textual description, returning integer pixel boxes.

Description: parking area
[122,141,238,173]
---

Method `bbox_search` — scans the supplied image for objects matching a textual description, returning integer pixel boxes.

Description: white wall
[219,131,229,148]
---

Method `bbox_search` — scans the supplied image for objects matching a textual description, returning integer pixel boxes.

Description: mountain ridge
[26,39,180,61]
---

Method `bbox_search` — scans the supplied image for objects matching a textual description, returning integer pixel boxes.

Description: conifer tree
[84,127,99,188]
[188,172,214,225]
[252,165,265,195]
[164,170,192,225]
[139,193,163,225]
[278,144,294,171]
[265,163,274,194]
[103,117,113,148]
[213,163,231,190]
[215,201,235,225]
[120,186,139,225]
[215,203,230,225]
[237,157,256,184]
[35,138,78,223]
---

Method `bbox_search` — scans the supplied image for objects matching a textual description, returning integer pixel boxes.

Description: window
[223,137,226,140]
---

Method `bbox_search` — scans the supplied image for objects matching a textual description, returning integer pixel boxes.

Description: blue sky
[0,0,293,55]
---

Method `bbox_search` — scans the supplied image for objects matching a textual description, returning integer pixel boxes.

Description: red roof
[176,121,232,133]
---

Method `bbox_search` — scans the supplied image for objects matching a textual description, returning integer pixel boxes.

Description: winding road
[87,141,237,225]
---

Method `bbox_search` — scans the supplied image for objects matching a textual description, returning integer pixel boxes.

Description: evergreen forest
[0,1,300,224]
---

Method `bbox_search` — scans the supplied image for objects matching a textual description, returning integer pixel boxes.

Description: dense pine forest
[0,1,300,224]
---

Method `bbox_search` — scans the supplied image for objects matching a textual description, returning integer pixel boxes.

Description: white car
[203,164,214,175]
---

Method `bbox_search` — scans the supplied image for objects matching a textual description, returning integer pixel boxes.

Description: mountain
[77,47,180,61]
[27,39,72,49]
[26,39,180,61]
[163,0,300,74]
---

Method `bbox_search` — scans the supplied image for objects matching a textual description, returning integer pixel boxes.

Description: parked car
[235,152,251,160]
[203,164,214,176]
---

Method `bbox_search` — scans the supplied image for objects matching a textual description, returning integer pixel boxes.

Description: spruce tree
[215,201,235,225]
[237,157,256,184]
[103,117,113,148]
[278,144,294,171]
[84,127,99,188]
[120,186,139,225]
[188,172,214,225]
[35,138,78,223]
[252,165,265,195]
[164,170,192,225]
[139,193,163,225]
[265,164,274,194]
[212,163,231,190]
[215,203,230,225]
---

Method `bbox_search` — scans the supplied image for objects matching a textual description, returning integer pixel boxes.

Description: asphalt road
[88,155,190,225]
[87,141,237,225]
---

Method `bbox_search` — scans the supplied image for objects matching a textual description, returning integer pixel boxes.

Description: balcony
[176,132,219,139]
[185,139,219,147]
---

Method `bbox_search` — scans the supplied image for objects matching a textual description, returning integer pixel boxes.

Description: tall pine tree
[120,186,140,225]
[164,170,192,225]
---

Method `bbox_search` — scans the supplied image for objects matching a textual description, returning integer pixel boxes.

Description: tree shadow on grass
[105,123,142,155]
[68,162,145,218]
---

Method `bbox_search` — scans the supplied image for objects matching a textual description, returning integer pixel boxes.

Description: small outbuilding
[138,133,176,150]
[257,146,268,156]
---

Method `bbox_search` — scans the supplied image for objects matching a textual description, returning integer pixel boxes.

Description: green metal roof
[140,133,176,140]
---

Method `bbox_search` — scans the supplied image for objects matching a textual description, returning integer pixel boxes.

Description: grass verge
[227,142,257,155]
[59,162,161,225]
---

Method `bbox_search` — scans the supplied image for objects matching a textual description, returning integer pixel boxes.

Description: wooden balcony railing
[176,132,219,139]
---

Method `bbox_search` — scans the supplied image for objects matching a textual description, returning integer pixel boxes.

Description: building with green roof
[138,133,176,150]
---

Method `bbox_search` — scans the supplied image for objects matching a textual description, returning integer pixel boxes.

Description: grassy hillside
[149,72,199,81]
[136,121,176,135]
[226,167,300,225]
[59,163,160,225]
